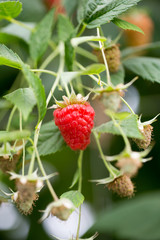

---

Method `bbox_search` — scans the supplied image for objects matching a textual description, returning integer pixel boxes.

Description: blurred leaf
[0,130,31,142]
[0,99,12,109]
[58,14,74,42]
[4,88,36,121]
[112,18,144,34]
[69,169,80,189]
[121,41,160,59]
[124,57,160,83]
[94,114,142,139]
[29,9,54,62]
[60,190,84,208]
[21,63,46,122]
[0,1,22,20]
[111,65,125,86]
[71,36,106,47]
[82,0,141,29]
[38,121,65,156]
[1,22,34,43]
[58,15,75,70]
[0,43,22,69]
[65,37,75,71]
[92,192,160,240]
[64,0,77,16]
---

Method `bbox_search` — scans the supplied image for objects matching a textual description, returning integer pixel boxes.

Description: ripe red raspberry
[54,101,95,150]
[44,0,66,14]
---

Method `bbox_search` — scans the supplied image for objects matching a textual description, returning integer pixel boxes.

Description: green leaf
[0,130,31,142]
[58,14,74,42]
[83,0,141,29]
[4,88,36,121]
[38,121,65,156]
[124,57,160,83]
[121,41,160,59]
[60,190,84,208]
[21,63,46,122]
[61,64,105,85]
[65,37,75,71]
[1,22,34,43]
[71,36,106,47]
[77,0,88,23]
[111,65,125,86]
[92,192,160,240]
[0,44,22,69]
[94,114,142,139]
[112,18,144,34]
[29,9,54,62]
[0,1,22,20]
[82,63,105,75]
[69,169,80,189]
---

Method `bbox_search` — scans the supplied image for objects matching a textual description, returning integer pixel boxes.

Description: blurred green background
[0,0,160,240]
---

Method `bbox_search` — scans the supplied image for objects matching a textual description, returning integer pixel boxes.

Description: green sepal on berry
[53,91,90,109]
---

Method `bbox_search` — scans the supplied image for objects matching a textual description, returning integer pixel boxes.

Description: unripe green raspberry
[101,90,124,112]
[133,124,153,149]
[107,175,134,198]
[93,44,121,73]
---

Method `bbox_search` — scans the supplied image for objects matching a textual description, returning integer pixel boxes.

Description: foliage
[0,0,160,240]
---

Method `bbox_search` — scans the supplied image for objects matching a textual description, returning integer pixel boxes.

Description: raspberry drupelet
[53,93,95,150]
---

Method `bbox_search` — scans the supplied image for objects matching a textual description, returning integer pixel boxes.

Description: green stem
[97,27,113,87]
[76,150,83,240]
[77,23,86,37]
[31,69,57,77]
[93,131,116,177]
[78,150,83,192]
[64,84,70,98]
[19,111,25,176]
[7,17,33,31]
[6,106,17,131]
[39,46,60,73]
[120,97,135,115]
[76,47,98,62]
[34,145,59,201]
[28,42,65,175]
[110,114,131,152]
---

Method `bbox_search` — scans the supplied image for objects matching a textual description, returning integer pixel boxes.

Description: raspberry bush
[0,0,160,240]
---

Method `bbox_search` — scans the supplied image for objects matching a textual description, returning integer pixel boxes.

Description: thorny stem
[97,27,113,87]
[110,114,131,152]
[120,97,135,115]
[19,111,25,176]
[6,106,17,131]
[34,145,59,201]
[31,69,57,77]
[76,150,83,240]
[93,131,117,178]
[28,42,65,175]
[7,17,33,31]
